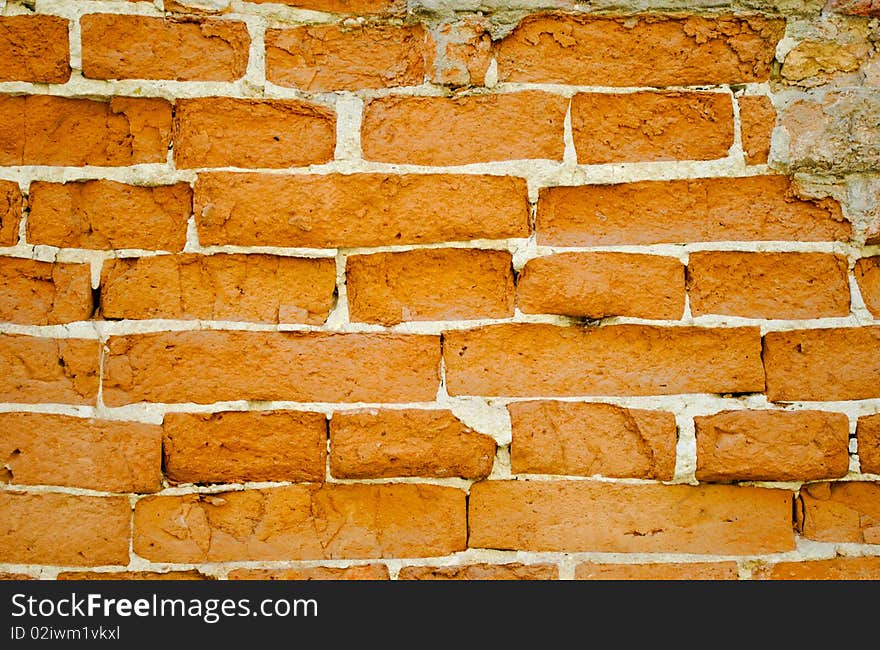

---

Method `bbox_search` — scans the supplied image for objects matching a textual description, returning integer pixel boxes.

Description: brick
[347,249,515,325]
[0,573,33,580]
[0,335,99,404]
[694,410,850,482]
[739,96,776,165]
[857,414,880,474]
[27,181,192,251]
[427,17,492,87]
[134,484,466,561]
[576,562,738,580]
[508,401,677,480]
[173,98,335,169]
[0,493,130,565]
[399,564,558,580]
[163,411,327,484]
[0,181,21,246]
[827,1,880,18]
[444,324,764,397]
[81,15,249,81]
[516,252,685,320]
[103,331,438,405]
[329,409,495,479]
[495,15,783,87]
[0,413,162,492]
[0,96,172,167]
[0,258,93,325]
[687,252,851,319]
[229,566,389,580]
[0,16,70,83]
[764,327,880,401]
[856,257,880,317]
[267,24,424,91]
[59,571,211,580]
[250,0,398,12]
[753,557,880,580]
[537,176,850,246]
[361,92,567,165]
[101,254,336,324]
[469,481,794,554]
[571,92,734,164]
[194,173,529,248]
[798,481,880,543]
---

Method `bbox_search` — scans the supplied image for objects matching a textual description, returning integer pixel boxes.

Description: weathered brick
[509,401,676,479]
[164,411,327,484]
[687,252,851,319]
[0,258,93,325]
[856,257,880,317]
[0,96,171,166]
[495,14,783,87]
[267,24,424,91]
[516,253,685,320]
[229,566,389,580]
[0,573,33,580]
[798,481,880,543]
[576,562,738,580]
[469,481,794,554]
[0,15,70,83]
[347,249,514,325]
[753,557,880,580]
[694,410,850,482]
[571,92,734,164]
[739,95,776,165]
[0,413,162,492]
[444,324,764,397]
[194,173,529,248]
[330,409,496,479]
[828,0,880,15]
[427,17,492,87]
[0,181,21,246]
[0,493,130,565]
[103,331,439,405]
[250,0,398,12]
[27,181,192,251]
[857,414,880,474]
[134,484,466,561]
[361,92,567,165]
[173,98,335,169]
[81,15,249,81]
[59,571,211,580]
[537,176,849,246]
[764,327,880,401]
[399,564,558,580]
[101,254,336,324]
[0,335,99,404]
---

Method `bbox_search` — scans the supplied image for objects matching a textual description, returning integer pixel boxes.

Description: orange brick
[856,257,880,317]
[495,14,783,86]
[347,249,514,325]
[103,331,439,405]
[250,0,398,12]
[399,564,558,580]
[508,401,677,480]
[537,176,849,246]
[753,557,880,579]
[764,327,880,401]
[469,481,794,554]
[0,16,70,83]
[329,409,496,479]
[571,92,734,164]
[444,324,764,397]
[687,252,851,319]
[0,335,99,404]
[194,173,529,247]
[27,181,192,251]
[0,96,171,166]
[267,24,424,91]
[857,414,880,474]
[739,95,776,165]
[59,571,211,580]
[694,410,850,482]
[101,254,336,324]
[81,15,249,81]
[173,98,335,169]
[0,573,33,580]
[798,481,880,543]
[0,258,93,325]
[0,413,162,492]
[134,484,466,561]
[0,181,21,246]
[0,492,130,565]
[426,18,492,87]
[362,92,567,165]
[516,252,685,320]
[163,411,327,484]
[229,566,389,580]
[576,562,738,580]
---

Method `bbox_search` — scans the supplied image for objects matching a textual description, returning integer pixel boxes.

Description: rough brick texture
[59,571,211,581]
[0,181,21,246]
[857,414,880,474]
[739,96,776,165]
[753,557,880,580]
[0,16,70,83]
[229,566,390,580]
[798,481,880,543]
[399,564,558,580]
[576,562,738,580]
[0,258,93,325]
[856,257,880,317]
[0,336,99,404]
